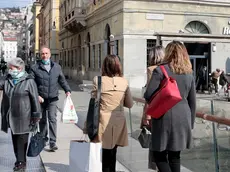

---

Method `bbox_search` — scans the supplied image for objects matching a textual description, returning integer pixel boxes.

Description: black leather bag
[27,125,46,157]
[138,127,151,148]
[86,76,101,141]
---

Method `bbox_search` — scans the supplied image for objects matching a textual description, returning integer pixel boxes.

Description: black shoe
[13,161,26,171]
[50,143,58,151]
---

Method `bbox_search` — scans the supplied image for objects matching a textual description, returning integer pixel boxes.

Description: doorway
[184,42,211,88]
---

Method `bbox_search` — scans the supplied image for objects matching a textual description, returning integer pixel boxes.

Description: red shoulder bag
[145,66,182,119]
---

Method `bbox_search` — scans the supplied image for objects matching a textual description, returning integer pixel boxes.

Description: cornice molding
[126,0,230,7]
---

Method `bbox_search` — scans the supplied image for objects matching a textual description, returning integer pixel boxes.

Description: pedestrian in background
[211,68,222,94]
[86,54,133,172]
[0,58,41,172]
[30,46,71,151]
[141,45,165,171]
[219,70,228,94]
[144,41,196,172]
[196,66,207,93]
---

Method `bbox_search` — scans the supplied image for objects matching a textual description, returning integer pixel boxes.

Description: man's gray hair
[7,58,25,71]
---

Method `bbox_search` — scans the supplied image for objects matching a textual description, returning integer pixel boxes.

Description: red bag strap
[160,65,169,79]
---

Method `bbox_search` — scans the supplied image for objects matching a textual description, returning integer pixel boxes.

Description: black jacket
[1,73,41,134]
[219,73,228,86]
[30,60,71,100]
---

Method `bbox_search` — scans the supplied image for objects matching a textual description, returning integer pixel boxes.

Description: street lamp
[109,34,115,55]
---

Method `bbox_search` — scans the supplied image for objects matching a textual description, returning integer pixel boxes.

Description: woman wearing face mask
[0,58,41,172]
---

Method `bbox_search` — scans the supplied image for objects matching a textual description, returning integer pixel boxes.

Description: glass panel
[128,98,218,171]
[213,100,230,172]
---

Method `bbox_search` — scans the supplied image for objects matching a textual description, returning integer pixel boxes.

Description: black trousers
[102,146,117,172]
[11,132,29,163]
[196,78,206,92]
[153,150,181,172]
[39,100,58,144]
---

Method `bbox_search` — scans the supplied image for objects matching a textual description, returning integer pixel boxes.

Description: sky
[0,0,34,8]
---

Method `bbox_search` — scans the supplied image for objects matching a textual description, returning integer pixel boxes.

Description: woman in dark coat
[0,58,41,172]
[144,41,196,172]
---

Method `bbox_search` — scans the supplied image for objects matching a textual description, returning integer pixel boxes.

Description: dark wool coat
[144,65,196,152]
[1,73,41,134]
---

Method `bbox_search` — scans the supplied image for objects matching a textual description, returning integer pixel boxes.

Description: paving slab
[0,120,45,172]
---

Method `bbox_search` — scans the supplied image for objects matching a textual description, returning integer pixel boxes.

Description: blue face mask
[42,59,50,65]
[9,69,25,79]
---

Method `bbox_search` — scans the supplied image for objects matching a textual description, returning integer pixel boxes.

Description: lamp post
[109,34,115,55]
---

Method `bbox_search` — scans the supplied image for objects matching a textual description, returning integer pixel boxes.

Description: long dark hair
[102,54,122,77]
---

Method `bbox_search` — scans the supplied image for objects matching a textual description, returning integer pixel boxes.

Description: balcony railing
[63,6,86,33]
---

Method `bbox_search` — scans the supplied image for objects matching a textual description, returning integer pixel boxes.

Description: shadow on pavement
[43,163,69,172]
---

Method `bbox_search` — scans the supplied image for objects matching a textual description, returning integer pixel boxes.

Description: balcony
[63,6,86,33]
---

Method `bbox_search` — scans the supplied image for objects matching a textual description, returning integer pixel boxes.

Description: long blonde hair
[164,41,192,74]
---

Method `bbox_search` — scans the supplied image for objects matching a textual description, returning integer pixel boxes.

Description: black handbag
[86,76,101,141]
[27,125,46,157]
[138,127,151,148]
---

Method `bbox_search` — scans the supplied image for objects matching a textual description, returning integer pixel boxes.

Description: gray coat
[1,73,41,134]
[144,65,196,151]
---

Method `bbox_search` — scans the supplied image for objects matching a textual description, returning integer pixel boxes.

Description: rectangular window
[98,44,101,68]
[71,50,74,67]
[115,40,119,56]
[68,51,70,67]
[88,45,91,68]
[64,51,67,66]
[93,45,95,69]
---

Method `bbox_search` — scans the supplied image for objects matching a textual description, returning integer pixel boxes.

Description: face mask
[9,69,19,78]
[9,69,25,79]
[42,59,50,65]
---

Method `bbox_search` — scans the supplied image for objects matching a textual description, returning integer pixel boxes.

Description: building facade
[38,0,60,62]
[3,38,17,62]
[30,1,41,64]
[59,0,230,88]
[0,32,4,59]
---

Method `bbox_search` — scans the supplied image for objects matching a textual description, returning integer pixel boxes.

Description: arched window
[185,21,210,34]
[105,24,111,55]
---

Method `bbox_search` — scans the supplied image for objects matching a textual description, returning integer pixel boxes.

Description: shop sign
[146,13,164,20]
[223,27,230,35]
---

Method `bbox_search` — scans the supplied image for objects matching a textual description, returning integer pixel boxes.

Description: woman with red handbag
[144,41,196,172]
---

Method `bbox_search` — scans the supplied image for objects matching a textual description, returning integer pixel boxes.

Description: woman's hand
[38,96,44,103]
[142,115,151,128]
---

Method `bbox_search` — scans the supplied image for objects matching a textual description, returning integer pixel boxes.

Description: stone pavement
[0,91,45,172]
[55,80,196,172]
[41,89,129,172]
[0,128,45,172]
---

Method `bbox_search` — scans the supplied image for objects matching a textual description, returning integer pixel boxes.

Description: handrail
[132,96,230,126]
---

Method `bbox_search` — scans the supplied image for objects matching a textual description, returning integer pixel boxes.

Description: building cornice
[127,0,230,7]
[86,0,123,19]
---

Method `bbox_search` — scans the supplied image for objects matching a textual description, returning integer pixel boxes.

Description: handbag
[146,65,182,119]
[86,76,101,141]
[27,124,46,157]
[138,127,151,148]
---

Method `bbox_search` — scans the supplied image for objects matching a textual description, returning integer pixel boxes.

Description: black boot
[13,161,26,172]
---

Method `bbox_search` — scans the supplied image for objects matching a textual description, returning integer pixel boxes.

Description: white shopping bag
[62,96,78,124]
[69,140,102,172]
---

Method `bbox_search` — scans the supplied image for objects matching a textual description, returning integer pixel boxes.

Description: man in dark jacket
[30,46,71,151]
[196,66,207,93]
